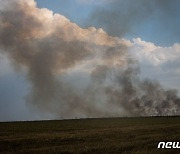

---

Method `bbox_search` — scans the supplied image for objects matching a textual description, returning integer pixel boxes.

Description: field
[0,117,180,154]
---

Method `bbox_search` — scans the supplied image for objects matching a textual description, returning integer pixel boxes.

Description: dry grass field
[0,116,180,153]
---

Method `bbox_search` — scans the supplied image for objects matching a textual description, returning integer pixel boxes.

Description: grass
[0,116,180,153]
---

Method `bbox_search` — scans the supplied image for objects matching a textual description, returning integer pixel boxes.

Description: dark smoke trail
[0,0,179,118]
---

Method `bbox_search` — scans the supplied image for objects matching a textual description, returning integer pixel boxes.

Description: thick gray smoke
[0,0,179,118]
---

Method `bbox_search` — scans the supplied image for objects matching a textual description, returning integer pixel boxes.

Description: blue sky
[36,0,95,26]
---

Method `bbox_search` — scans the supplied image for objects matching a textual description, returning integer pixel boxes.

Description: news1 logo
[158,142,180,149]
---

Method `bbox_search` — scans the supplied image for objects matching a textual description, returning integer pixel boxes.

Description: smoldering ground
[0,0,179,119]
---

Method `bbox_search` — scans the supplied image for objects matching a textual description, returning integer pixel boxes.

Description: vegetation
[0,116,180,153]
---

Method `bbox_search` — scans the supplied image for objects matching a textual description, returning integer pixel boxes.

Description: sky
[0,0,180,121]
[36,0,180,46]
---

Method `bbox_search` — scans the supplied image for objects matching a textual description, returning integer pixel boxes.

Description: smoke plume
[88,0,180,38]
[0,0,179,118]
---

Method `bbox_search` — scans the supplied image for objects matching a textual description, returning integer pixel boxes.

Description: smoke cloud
[0,0,179,119]
[88,0,180,38]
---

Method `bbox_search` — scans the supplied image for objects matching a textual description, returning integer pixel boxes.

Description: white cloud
[130,38,180,65]
[129,38,180,93]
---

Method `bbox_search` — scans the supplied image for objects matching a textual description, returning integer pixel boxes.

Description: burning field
[0,0,180,154]
[0,0,180,152]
